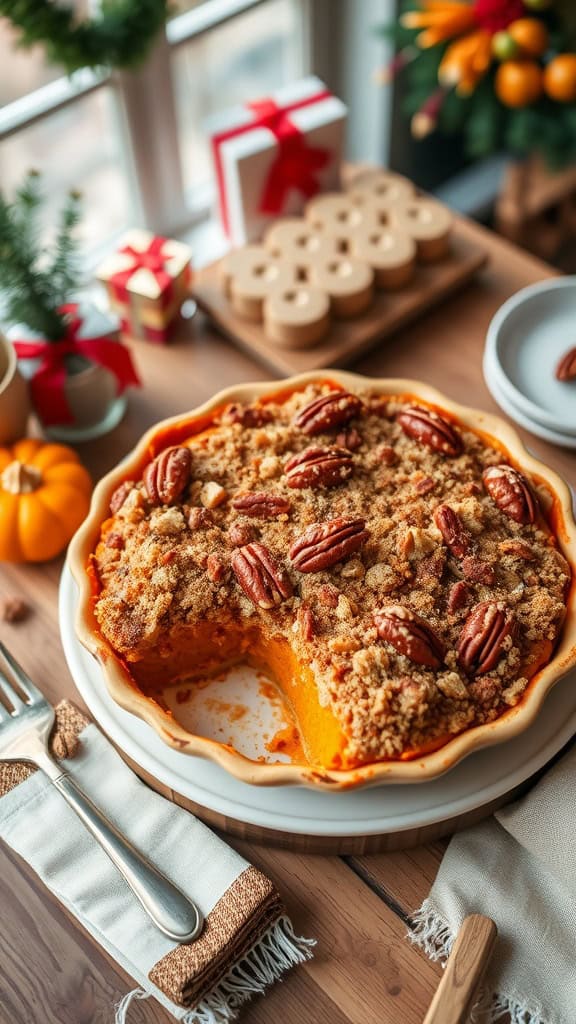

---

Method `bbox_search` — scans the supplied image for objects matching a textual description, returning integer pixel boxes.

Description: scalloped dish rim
[68,370,576,791]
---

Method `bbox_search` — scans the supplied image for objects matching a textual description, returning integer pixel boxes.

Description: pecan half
[231,542,293,609]
[397,407,463,457]
[458,601,516,675]
[374,605,444,669]
[232,491,290,518]
[482,465,538,525]
[110,480,133,515]
[336,427,362,451]
[289,518,369,573]
[143,447,191,505]
[222,403,272,428]
[434,504,470,558]
[556,346,576,382]
[448,580,471,614]
[294,391,364,435]
[284,446,354,489]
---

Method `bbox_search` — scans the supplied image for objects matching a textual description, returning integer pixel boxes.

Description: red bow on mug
[13,303,141,426]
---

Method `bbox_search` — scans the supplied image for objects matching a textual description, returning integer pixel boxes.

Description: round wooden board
[116,743,536,854]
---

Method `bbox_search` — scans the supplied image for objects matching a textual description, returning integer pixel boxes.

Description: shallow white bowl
[485,277,576,436]
[484,344,576,450]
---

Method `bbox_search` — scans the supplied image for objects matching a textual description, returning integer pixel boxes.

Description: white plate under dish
[59,563,576,837]
[484,348,576,450]
[485,277,576,436]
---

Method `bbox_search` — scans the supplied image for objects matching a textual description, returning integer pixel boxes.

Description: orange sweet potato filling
[128,619,351,769]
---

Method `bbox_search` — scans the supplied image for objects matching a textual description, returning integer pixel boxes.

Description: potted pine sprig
[0,172,140,441]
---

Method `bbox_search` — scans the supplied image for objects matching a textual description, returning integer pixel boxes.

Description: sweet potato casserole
[90,383,571,770]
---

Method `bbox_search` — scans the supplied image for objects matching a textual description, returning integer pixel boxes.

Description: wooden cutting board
[192,226,487,377]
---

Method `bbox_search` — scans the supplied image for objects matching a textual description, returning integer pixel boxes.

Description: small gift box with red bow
[96,230,192,344]
[209,76,347,247]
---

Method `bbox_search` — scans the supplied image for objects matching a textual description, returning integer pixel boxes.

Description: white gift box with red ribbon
[209,77,347,247]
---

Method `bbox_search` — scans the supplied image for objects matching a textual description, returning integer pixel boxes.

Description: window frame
[0,0,313,243]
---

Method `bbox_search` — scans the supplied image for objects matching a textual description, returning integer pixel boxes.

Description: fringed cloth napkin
[409,742,576,1024]
[0,702,314,1023]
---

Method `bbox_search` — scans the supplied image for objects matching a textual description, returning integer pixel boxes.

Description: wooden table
[1,218,573,1024]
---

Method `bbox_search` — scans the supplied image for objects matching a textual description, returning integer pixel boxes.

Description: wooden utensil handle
[422,914,497,1024]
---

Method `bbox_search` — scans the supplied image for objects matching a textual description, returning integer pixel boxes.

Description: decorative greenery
[380,0,576,168]
[2,0,169,74]
[0,172,82,341]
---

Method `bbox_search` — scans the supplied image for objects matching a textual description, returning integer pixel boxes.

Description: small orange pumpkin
[0,440,92,562]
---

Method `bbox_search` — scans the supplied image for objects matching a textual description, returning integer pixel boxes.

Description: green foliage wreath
[2,0,169,73]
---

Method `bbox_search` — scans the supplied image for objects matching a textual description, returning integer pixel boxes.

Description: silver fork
[0,642,202,943]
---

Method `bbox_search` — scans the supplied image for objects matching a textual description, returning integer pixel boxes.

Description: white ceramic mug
[0,333,31,444]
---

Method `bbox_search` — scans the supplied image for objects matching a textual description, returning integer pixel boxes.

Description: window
[0,0,397,260]
[0,0,309,256]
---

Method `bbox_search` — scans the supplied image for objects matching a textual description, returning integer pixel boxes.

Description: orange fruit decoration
[507,18,549,57]
[495,60,543,107]
[543,54,576,103]
[0,440,92,562]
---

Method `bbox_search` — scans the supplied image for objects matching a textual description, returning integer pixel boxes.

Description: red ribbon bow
[111,236,173,306]
[13,303,141,426]
[211,89,332,235]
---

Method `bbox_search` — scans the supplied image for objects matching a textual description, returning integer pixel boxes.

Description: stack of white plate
[484,277,576,449]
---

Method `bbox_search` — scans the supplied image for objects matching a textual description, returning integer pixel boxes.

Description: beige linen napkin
[0,702,314,1023]
[409,742,576,1024]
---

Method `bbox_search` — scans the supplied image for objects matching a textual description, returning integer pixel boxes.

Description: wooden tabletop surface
[1,217,574,1024]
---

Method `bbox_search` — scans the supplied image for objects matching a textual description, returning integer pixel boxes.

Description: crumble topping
[92,384,571,764]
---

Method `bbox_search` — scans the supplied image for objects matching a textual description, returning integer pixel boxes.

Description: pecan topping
[231,542,293,609]
[143,447,191,506]
[228,521,256,547]
[222,403,272,428]
[206,553,226,583]
[284,446,354,489]
[461,556,495,585]
[434,504,470,558]
[298,604,316,641]
[374,605,444,669]
[318,583,340,607]
[482,465,538,525]
[232,492,290,518]
[294,391,364,435]
[415,475,436,495]
[289,518,369,573]
[555,346,576,382]
[379,445,397,466]
[336,427,362,451]
[498,538,536,560]
[105,532,124,550]
[188,507,213,530]
[458,601,516,675]
[110,480,133,515]
[397,406,462,456]
[448,580,471,614]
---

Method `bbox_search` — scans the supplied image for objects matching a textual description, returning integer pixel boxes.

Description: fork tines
[0,642,45,709]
